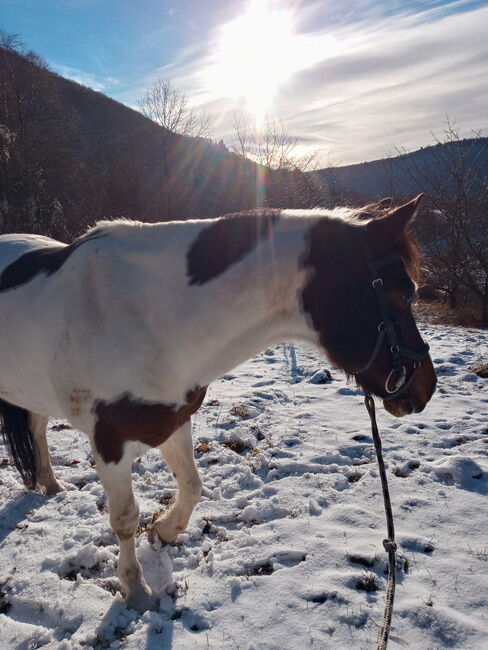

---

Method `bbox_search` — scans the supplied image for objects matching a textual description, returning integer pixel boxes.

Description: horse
[0,195,436,612]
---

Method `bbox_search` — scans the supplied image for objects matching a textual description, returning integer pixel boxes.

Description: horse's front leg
[29,413,65,495]
[154,420,202,543]
[94,449,157,612]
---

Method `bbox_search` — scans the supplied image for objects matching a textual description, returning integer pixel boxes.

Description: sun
[205,1,299,123]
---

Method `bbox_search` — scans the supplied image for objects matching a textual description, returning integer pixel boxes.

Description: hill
[0,39,305,240]
[313,137,488,202]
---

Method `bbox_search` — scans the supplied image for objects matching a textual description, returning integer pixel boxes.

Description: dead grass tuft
[221,440,250,454]
[470,362,488,378]
[230,403,251,419]
[195,440,211,454]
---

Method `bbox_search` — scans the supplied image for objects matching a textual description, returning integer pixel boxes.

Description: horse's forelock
[396,231,421,284]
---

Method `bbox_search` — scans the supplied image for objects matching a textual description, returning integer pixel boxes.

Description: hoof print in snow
[347,471,363,483]
[306,590,345,605]
[393,460,421,478]
[348,554,375,568]
[248,560,274,576]
[172,607,209,633]
[352,434,370,442]
[400,537,435,554]
[0,576,13,614]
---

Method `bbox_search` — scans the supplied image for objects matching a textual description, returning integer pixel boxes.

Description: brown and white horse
[0,195,436,611]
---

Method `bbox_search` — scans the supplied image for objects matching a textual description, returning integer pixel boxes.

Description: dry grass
[470,362,488,378]
[195,440,211,454]
[230,403,251,419]
[415,300,484,328]
[221,440,250,454]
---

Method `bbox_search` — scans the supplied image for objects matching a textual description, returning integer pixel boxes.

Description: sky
[1,0,487,165]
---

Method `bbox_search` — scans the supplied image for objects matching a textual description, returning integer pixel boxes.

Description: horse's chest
[93,387,207,464]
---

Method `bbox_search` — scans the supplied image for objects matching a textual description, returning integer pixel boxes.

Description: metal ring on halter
[378,321,386,332]
[385,366,406,394]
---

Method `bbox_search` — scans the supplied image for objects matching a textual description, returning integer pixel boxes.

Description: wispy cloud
[52,64,119,92]
[112,1,488,164]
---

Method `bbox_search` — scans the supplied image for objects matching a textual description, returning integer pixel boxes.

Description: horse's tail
[0,399,37,489]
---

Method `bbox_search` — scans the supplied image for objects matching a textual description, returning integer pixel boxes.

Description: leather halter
[353,237,430,401]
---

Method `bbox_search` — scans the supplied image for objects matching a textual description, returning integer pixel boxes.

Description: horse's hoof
[152,519,180,545]
[43,482,66,496]
[125,586,159,613]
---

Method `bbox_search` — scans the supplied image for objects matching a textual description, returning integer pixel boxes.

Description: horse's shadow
[92,598,176,649]
[0,491,46,545]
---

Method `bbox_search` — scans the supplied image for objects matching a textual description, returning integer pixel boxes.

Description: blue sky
[1,0,487,164]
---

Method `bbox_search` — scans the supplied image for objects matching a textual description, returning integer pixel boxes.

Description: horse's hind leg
[154,420,202,543]
[29,413,65,495]
[94,449,157,612]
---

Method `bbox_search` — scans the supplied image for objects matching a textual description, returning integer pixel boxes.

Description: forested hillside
[0,37,310,241]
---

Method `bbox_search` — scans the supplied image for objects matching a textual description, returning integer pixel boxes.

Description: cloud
[52,64,119,92]
[206,2,488,163]
[113,1,488,165]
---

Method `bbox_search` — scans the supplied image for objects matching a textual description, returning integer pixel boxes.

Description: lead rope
[364,394,397,650]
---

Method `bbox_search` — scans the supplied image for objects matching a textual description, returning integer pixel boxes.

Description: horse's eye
[402,294,413,305]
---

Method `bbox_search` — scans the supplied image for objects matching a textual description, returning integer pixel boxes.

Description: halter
[353,237,430,401]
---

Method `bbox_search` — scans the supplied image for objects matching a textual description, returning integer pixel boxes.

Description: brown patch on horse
[0,231,104,292]
[93,387,207,464]
[300,211,421,376]
[300,217,373,372]
[187,211,280,285]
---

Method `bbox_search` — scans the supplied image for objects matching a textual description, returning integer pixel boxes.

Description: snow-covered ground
[1,324,487,649]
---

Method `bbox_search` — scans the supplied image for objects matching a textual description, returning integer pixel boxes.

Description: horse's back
[0,233,64,275]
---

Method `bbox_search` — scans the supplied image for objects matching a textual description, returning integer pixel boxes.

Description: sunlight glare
[205,1,300,123]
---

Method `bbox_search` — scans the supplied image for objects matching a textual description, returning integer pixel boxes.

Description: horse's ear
[378,197,392,209]
[370,193,424,242]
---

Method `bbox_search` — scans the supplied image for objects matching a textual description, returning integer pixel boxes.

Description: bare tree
[395,120,488,325]
[138,79,210,138]
[138,80,211,219]
[230,112,318,171]
[230,112,321,207]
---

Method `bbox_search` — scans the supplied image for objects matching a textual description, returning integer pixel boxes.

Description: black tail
[0,399,37,490]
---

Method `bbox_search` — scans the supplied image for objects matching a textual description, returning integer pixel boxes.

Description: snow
[0,324,487,649]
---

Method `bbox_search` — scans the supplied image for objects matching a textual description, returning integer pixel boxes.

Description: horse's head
[301,194,436,417]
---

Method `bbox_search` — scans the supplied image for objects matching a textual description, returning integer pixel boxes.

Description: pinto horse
[0,195,436,611]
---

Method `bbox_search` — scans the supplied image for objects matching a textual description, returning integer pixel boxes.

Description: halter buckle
[385,366,406,394]
[372,278,383,289]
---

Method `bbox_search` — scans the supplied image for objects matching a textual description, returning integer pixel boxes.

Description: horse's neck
[173,219,316,384]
